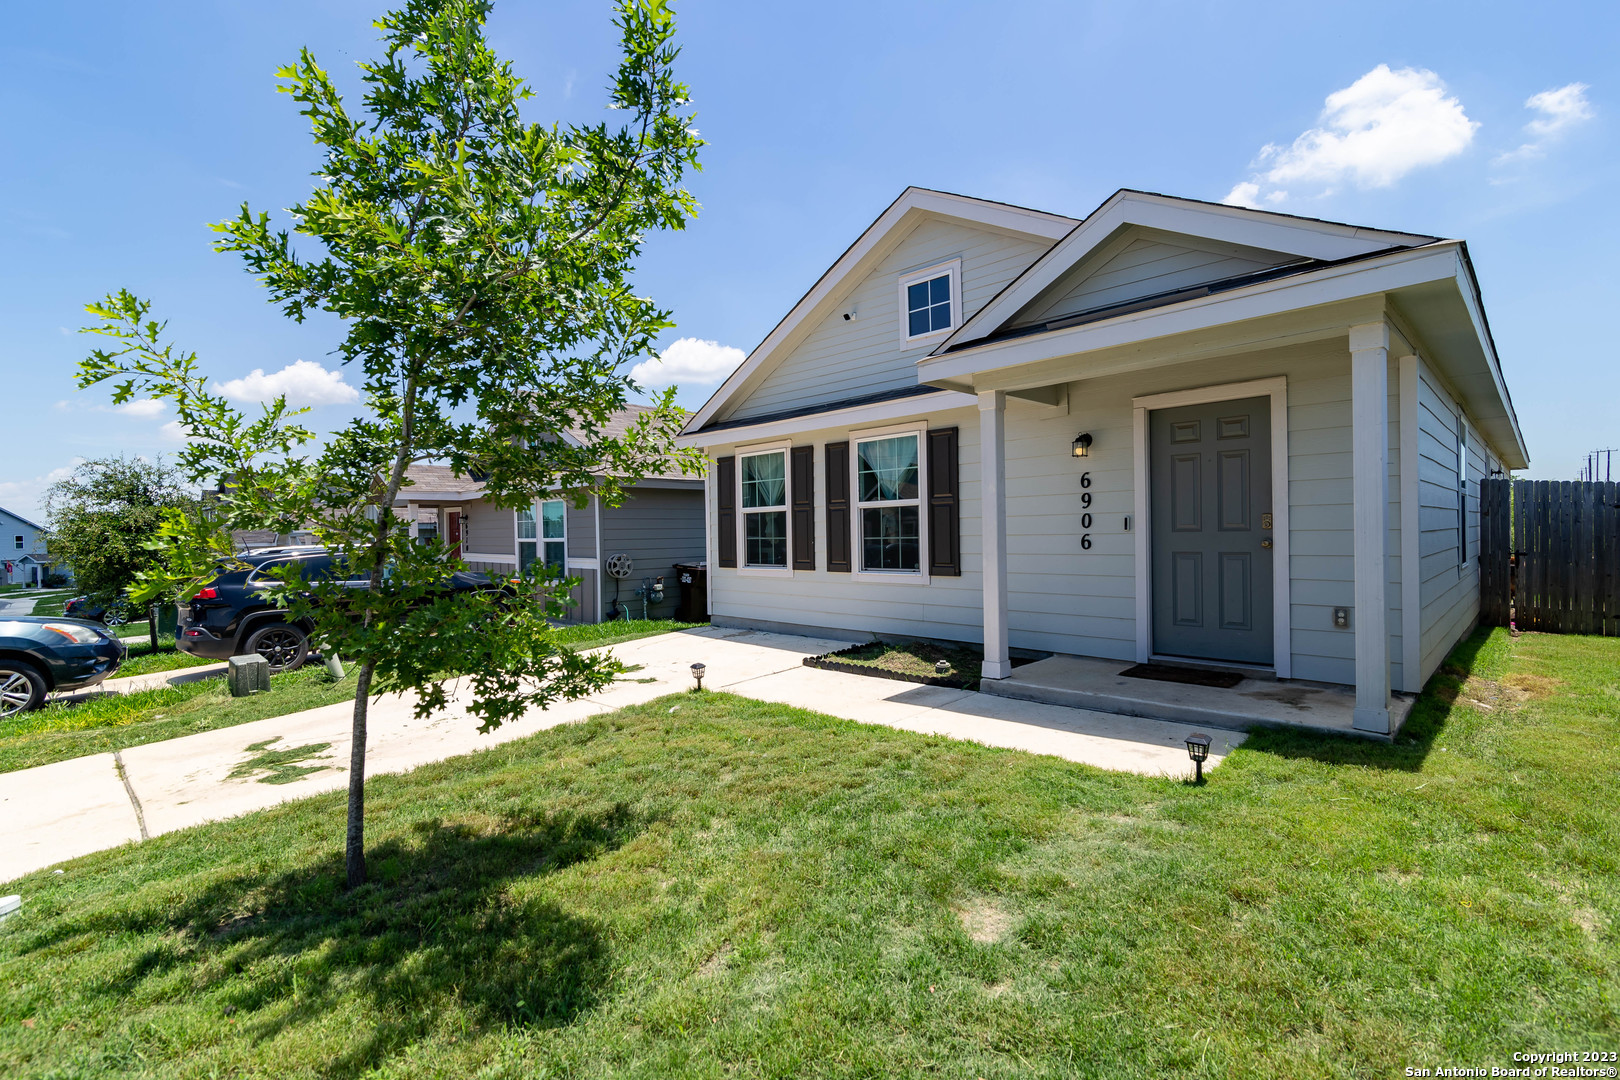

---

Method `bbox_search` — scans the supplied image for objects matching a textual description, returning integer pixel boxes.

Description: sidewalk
[0,627,1243,881]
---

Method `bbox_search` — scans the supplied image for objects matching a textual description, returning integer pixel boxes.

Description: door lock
[1261,539,1273,549]
[1261,513,1273,530]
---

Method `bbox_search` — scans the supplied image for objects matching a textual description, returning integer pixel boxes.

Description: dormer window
[898,259,961,342]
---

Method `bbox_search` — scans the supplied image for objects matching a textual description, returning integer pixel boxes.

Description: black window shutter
[824,441,851,573]
[791,445,815,571]
[716,455,736,568]
[927,427,960,576]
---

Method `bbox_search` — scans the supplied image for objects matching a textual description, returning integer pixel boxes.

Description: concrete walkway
[0,589,71,617]
[0,627,1243,882]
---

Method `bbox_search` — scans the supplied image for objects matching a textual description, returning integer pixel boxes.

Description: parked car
[177,548,499,672]
[0,616,126,717]
[63,593,134,627]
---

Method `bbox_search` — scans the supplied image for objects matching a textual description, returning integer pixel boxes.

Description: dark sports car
[0,616,126,718]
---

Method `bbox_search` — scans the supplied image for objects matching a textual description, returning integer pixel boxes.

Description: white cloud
[1495,82,1594,164]
[217,359,360,407]
[159,420,187,443]
[0,463,81,521]
[629,337,745,388]
[116,398,166,418]
[1223,65,1477,207]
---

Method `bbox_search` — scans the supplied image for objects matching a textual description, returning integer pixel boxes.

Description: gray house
[678,188,1528,737]
[0,506,67,587]
[398,406,706,623]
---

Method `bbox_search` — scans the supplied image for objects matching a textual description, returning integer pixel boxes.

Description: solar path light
[1185,732,1212,782]
[691,663,706,691]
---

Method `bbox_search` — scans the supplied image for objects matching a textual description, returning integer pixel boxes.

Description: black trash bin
[672,562,708,623]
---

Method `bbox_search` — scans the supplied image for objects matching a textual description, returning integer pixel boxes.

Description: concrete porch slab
[980,654,1413,740]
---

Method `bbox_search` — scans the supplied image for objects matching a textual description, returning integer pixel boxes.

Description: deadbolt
[1261,512,1273,530]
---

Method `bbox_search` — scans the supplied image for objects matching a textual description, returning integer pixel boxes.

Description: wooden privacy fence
[1479,478,1620,635]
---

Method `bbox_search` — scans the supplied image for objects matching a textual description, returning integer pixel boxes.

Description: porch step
[979,654,1411,741]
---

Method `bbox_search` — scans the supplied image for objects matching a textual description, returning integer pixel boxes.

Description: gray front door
[1150,396,1274,665]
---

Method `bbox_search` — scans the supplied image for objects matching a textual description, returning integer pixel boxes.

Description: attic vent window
[898,260,960,342]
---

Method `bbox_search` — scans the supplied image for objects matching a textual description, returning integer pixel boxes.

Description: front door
[446,510,462,560]
[1149,396,1274,666]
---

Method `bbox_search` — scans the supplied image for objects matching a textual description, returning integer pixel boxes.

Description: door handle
[1261,539,1273,549]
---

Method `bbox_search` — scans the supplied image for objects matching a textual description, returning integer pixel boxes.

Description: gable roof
[682,187,1077,434]
[401,405,699,500]
[0,506,46,532]
[939,188,1437,352]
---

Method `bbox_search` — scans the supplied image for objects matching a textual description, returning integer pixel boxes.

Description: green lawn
[1,627,1615,1078]
[112,635,219,678]
[27,596,68,617]
[0,619,704,775]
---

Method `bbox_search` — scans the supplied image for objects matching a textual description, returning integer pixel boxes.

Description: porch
[980,654,1415,741]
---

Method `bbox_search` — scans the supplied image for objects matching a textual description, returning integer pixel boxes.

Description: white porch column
[979,390,1011,679]
[406,501,419,541]
[1350,322,1392,732]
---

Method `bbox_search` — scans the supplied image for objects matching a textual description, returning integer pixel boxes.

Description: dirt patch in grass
[957,899,1012,943]
[1501,672,1561,698]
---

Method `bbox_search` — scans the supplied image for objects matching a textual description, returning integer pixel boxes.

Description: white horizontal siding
[1013,228,1295,326]
[1416,359,1484,681]
[710,337,1367,682]
[724,221,1048,422]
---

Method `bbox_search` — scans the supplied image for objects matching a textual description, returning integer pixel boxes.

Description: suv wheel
[244,624,309,673]
[0,662,47,719]
[103,603,130,627]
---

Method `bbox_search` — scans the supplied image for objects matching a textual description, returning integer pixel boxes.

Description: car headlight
[43,622,108,645]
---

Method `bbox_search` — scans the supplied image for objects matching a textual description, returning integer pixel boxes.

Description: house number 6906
[1080,472,1092,550]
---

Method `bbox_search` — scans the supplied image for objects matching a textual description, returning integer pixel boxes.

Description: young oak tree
[79,0,702,887]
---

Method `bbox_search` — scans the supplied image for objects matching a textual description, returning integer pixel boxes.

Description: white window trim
[515,498,568,572]
[897,258,962,344]
[736,439,793,577]
[850,420,931,584]
[541,498,568,570]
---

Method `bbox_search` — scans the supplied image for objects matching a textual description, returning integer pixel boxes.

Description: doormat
[1118,663,1244,689]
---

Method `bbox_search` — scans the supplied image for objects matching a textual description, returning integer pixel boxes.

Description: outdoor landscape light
[1071,432,1093,458]
[934,660,950,675]
[1185,732,1212,782]
[691,663,706,690]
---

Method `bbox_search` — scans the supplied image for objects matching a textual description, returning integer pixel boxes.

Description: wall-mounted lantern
[1071,432,1093,459]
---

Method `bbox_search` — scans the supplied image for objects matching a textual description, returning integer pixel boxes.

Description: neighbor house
[678,188,1527,736]
[397,405,706,623]
[0,505,69,587]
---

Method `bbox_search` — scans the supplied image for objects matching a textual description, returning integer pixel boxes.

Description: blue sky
[2,0,1613,519]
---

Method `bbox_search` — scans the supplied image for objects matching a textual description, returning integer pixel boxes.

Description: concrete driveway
[0,626,1242,882]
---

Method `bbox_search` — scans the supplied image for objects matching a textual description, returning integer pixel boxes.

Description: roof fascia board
[916,243,1464,385]
[941,190,1430,351]
[680,188,1074,435]
[678,389,977,448]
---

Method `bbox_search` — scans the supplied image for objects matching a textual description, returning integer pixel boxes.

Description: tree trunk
[148,606,158,652]
[345,660,375,888]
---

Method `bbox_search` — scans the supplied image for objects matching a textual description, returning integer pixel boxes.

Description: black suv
[177,548,496,672]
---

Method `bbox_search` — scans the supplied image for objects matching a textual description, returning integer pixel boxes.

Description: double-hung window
[518,499,567,571]
[899,260,960,341]
[740,449,788,568]
[856,433,921,573]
